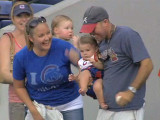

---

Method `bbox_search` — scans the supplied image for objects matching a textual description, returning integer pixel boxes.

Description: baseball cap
[13,4,32,16]
[80,6,109,33]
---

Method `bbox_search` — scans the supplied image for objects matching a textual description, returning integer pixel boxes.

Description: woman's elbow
[0,70,7,83]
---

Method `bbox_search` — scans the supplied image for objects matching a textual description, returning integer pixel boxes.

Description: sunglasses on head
[29,16,46,28]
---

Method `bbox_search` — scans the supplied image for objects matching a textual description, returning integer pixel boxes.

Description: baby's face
[54,20,73,41]
[79,43,96,59]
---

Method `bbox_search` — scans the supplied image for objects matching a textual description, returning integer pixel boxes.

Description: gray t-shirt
[99,26,150,111]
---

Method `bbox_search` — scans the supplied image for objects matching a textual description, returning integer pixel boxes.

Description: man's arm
[116,58,153,106]
[130,58,153,89]
[14,79,44,120]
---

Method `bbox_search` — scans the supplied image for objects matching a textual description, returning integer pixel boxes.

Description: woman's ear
[28,35,33,42]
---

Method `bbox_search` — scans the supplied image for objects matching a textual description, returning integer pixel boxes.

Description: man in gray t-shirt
[80,6,153,120]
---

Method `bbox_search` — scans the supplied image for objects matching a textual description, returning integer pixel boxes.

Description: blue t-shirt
[99,26,150,111]
[13,38,80,106]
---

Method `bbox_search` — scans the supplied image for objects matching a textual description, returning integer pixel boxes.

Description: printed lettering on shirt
[37,86,57,92]
[30,73,37,85]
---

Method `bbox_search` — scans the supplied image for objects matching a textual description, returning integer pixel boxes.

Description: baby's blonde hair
[51,15,72,35]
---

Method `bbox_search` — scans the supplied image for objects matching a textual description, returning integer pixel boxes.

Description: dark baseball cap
[80,6,109,33]
[13,4,32,16]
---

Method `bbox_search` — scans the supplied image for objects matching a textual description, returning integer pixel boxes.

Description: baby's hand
[85,57,96,64]
[68,74,76,81]
[72,35,80,48]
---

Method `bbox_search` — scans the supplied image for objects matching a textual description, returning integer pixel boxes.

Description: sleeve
[13,53,26,80]
[121,28,150,63]
[64,42,81,66]
[66,42,80,54]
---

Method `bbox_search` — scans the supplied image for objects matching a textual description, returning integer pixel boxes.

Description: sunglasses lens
[38,17,46,23]
[29,20,38,28]
[29,16,46,28]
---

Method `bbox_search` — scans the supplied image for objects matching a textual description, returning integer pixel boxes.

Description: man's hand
[115,90,134,107]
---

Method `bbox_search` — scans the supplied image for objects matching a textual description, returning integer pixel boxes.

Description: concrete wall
[0,0,160,120]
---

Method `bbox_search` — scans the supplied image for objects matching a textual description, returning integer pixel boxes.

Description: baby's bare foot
[79,88,87,96]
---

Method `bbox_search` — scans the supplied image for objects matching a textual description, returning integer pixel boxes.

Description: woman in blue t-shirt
[13,16,83,120]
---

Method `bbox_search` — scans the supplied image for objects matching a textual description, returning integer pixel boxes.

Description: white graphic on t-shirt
[101,49,108,60]
[108,48,118,62]
[29,65,64,91]
[41,65,63,85]
[78,55,94,69]
[101,48,118,62]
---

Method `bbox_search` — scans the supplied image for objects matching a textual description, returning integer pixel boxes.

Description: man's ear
[103,19,110,26]
[103,19,109,23]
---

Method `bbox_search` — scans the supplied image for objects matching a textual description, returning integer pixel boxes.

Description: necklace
[106,24,116,43]
[105,24,116,60]
[110,24,116,39]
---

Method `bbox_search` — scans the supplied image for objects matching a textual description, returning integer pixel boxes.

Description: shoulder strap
[3,32,15,72]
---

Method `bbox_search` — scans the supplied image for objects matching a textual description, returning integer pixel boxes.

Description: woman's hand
[30,108,45,120]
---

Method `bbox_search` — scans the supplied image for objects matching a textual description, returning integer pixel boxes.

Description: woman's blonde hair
[10,1,34,21]
[51,15,72,35]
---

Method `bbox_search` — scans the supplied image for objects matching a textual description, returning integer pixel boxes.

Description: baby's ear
[95,47,99,52]
[94,53,98,62]
[53,27,60,36]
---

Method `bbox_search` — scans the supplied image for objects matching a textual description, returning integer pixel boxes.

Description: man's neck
[110,23,116,39]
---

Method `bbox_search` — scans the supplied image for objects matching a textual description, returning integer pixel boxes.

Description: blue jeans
[61,108,84,120]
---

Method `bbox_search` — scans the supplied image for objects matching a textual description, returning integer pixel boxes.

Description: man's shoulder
[117,26,134,33]
[116,26,139,40]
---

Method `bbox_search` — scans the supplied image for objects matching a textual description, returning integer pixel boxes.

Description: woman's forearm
[13,79,40,117]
